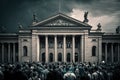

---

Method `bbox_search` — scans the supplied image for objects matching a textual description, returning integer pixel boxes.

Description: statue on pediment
[83,11,89,23]
[18,24,23,29]
[33,13,38,23]
[97,23,102,31]
[116,26,120,34]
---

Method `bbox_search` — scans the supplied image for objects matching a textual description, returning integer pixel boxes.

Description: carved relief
[44,19,77,26]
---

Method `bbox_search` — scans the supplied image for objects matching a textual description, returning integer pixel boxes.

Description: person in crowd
[0,66,4,80]
[63,67,76,80]
[13,63,28,80]
[46,64,64,80]
[0,62,120,80]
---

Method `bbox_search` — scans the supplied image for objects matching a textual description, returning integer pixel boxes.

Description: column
[2,43,4,63]
[98,37,102,63]
[13,43,15,63]
[37,36,39,62]
[105,43,107,62]
[39,37,41,62]
[8,43,10,63]
[118,43,119,62]
[81,35,84,62]
[45,35,48,62]
[54,35,57,62]
[72,35,75,62]
[32,35,39,62]
[111,43,114,63]
[63,35,66,62]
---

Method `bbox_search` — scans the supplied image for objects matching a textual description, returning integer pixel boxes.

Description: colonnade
[102,43,120,63]
[44,35,77,63]
[0,43,18,63]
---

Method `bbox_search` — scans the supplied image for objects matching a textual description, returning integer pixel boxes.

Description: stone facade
[0,13,120,63]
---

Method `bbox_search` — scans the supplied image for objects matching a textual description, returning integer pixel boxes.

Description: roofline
[0,33,18,36]
[31,13,92,27]
[29,26,91,30]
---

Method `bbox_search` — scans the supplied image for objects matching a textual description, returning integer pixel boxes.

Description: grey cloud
[0,0,119,32]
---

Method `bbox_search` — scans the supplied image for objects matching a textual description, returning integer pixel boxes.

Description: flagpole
[59,0,61,13]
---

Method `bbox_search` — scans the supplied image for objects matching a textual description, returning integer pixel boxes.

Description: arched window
[92,46,96,56]
[67,53,71,62]
[23,46,27,56]
[42,52,45,62]
[58,53,62,62]
[49,53,53,62]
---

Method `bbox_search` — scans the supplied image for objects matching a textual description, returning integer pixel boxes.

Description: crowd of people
[0,61,120,80]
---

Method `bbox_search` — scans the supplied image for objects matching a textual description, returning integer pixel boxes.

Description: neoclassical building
[0,13,120,63]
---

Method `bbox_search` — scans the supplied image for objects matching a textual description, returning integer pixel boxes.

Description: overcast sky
[0,0,120,33]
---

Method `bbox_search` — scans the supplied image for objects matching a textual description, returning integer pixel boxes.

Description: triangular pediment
[31,13,91,28]
[44,18,77,26]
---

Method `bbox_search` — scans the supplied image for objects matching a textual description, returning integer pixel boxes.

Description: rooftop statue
[33,13,38,22]
[32,13,38,25]
[97,23,101,29]
[18,24,23,29]
[116,26,120,34]
[83,11,89,23]
[97,23,102,31]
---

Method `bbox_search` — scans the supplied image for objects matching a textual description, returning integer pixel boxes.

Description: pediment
[44,18,78,26]
[32,13,91,27]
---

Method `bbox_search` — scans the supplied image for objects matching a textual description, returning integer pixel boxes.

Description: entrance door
[49,53,53,62]
[67,53,71,62]
[58,53,62,62]
[42,53,45,62]
[75,53,78,62]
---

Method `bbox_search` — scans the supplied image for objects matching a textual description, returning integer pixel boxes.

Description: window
[75,43,78,48]
[58,41,62,48]
[23,46,27,56]
[49,41,54,48]
[67,41,71,48]
[41,43,45,48]
[23,39,28,42]
[48,36,54,48]
[40,36,45,48]
[92,46,96,56]
[92,39,96,42]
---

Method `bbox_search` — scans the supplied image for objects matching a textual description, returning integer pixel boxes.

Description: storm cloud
[0,0,120,32]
